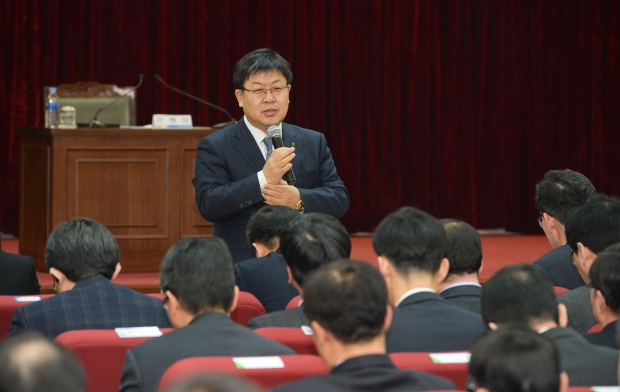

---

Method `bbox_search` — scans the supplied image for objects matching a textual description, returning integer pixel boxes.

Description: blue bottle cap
[49,87,57,93]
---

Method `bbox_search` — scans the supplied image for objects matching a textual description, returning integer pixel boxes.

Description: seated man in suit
[273,260,456,392]
[373,207,487,353]
[120,237,295,392]
[234,205,299,313]
[558,194,620,334]
[10,218,170,338]
[533,169,595,290]
[437,219,483,314]
[0,234,40,295]
[481,264,618,386]
[469,324,568,392]
[247,213,351,329]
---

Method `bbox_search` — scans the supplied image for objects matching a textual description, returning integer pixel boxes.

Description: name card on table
[115,326,162,338]
[429,352,471,364]
[152,114,193,129]
[301,325,314,335]
[232,356,285,369]
[14,296,41,302]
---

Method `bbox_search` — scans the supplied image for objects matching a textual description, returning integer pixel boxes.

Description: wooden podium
[18,127,217,272]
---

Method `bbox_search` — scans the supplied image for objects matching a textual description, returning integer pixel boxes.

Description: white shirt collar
[395,287,435,308]
[438,282,482,294]
[537,327,552,334]
[243,115,268,146]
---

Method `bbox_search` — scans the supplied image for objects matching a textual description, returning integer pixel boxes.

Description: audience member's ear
[286,266,302,294]
[164,290,183,328]
[559,371,569,392]
[383,305,393,331]
[436,258,450,284]
[488,322,499,330]
[49,267,73,293]
[228,285,239,315]
[474,388,490,392]
[577,242,596,271]
[478,260,484,274]
[112,263,122,281]
[310,320,328,356]
[558,303,568,328]
[252,242,271,258]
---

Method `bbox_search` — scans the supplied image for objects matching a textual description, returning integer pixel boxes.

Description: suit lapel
[232,121,267,173]
[281,123,298,148]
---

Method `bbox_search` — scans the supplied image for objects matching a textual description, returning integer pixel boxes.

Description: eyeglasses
[570,249,576,265]
[537,215,544,227]
[241,85,290,97]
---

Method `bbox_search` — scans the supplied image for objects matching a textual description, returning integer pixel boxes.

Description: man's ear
[377,256,391,278]
[234,89,244,107]
[437,258,450,284]
[229,285,239,315]
[311,320,328,348]
[544,212,556,229]
[287,266,302,294]
[111,263,122,281]
[559,371,569,392]
[558,303,568,328]
[478,259,484,274]
[383,305,393,331]
[49,267,68,289]
[252,242,271,258]
[579,243,597,270]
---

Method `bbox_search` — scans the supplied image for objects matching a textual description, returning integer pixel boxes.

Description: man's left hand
[263,180,301,209]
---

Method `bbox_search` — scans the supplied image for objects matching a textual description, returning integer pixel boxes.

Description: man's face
[234,70,290,133]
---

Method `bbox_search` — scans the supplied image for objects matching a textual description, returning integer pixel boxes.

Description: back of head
[233,48,293,89]
[565,194,620,254]
[440,219,482,275]
[372,206,447,275]
[160,237,235,315]
[481,264,558,326]
[45,218,120,282]
[470,323,561,392]
[0,331,86,392]
[303,260,387,344]
[534,169,595,224]
[165,374,262,392]
[589,249,620,314]
[246,205,299,250]
[280,213,351,287]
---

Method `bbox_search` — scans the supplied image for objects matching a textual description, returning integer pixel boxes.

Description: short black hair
[45,218,120,282]
[440,219,482,275]
[165,374,261,392]
[0,331,86,392]
[565,194,620,255]
[160,237,235,315]
[233,48,293,90]
[469,323,561,392]
[246,205,299,252]
[589,251,620,313]
[280,213,351,287]
[481,264,558,326]
[372,207,447,275]
[534,169,595,224]
[303,260,387,344]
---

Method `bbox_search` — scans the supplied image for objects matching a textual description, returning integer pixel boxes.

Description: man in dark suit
[120,237,294,392]
[247,213,351,329]
[533,169,595,290]
[9,218,170,338]
[481,264,619,386]
[234,205,299,313]
[0,235,40,295]
[437,219,482,314]
[373,207,487,353]
[193,48,349,263]
[273,260,455,392]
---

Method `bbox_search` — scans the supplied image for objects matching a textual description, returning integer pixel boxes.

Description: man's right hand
[264,147,295,184]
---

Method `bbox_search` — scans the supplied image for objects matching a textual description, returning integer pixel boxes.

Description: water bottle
[45,87,59,128]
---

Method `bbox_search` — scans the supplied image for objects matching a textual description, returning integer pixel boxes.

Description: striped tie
[264,137,273,160]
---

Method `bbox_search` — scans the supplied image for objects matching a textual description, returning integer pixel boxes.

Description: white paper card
[152,114,193,129]
[14,296,41,302]
[429,352,471,364]
[301,325,314,335]
[115,326,162,338]
[232,356,285,369]
[592,388,620,392]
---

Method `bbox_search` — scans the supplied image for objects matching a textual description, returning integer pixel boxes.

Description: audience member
[120,237,294,392]
[437,219,483,314]
[0,331,86,392]
[234,205,299,313]
[0,234,40,295]
[469,323,568,392]
[559,194,620,334]
[9,218,170,338]
[246,213,351,328]
[481,264,618,386]
[533,169,595,289]
[165,374,262,392]
[273,260,455,392]
[373,207,486,353]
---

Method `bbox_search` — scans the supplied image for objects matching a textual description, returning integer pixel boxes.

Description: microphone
[153,74,237,127]
[267,125,296,186]
[89,74,144,128]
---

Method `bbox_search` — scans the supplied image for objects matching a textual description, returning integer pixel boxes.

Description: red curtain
[1,0,619,235]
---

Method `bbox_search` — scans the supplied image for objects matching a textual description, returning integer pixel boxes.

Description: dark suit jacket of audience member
[533,244,585,290]
[271,354,456,392]
[542,327,619,386]
[247,305,309,329]
[9,276,171,338]
[386,292,487,353]
[439,284,481,314]
[0,250,41,295]
[558,286,596,335]
[120,312,295,392]
[585,320,618,350]
[234,250,299,313]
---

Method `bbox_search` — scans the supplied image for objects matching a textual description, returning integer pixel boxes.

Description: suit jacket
[0,250,40,295]
[439,284,482,314]
[533,244,585,290]
[234,250,299,313]
[558,286,596,334]
[120,312,295,392]
[543,327,619,386]
[247,305,308,329]
[585,320,618,349]
[272,354,456,392]
[9,276,171,338]
[386,292,487,353]
[193,120,350,262]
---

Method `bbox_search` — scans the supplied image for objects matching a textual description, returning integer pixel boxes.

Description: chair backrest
[158,355,327,392]
[554,286,570,297]
[0,294,54,339]
[56,329,173,392]
[286,295,301,310]
[231,292,266,325]
[389,352,470,388]
[254,327,317,355]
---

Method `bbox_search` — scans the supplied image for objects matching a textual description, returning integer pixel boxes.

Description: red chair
[0,294,54,339]
[231,292,266,325]
[158,354,327,391]
[554,286,570,297]
[286,295,301,310]
[587,324,603,334]
[56,329,173,392]
[148,293,166,301]
[389,352,470,388]
[254,327,317,354]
